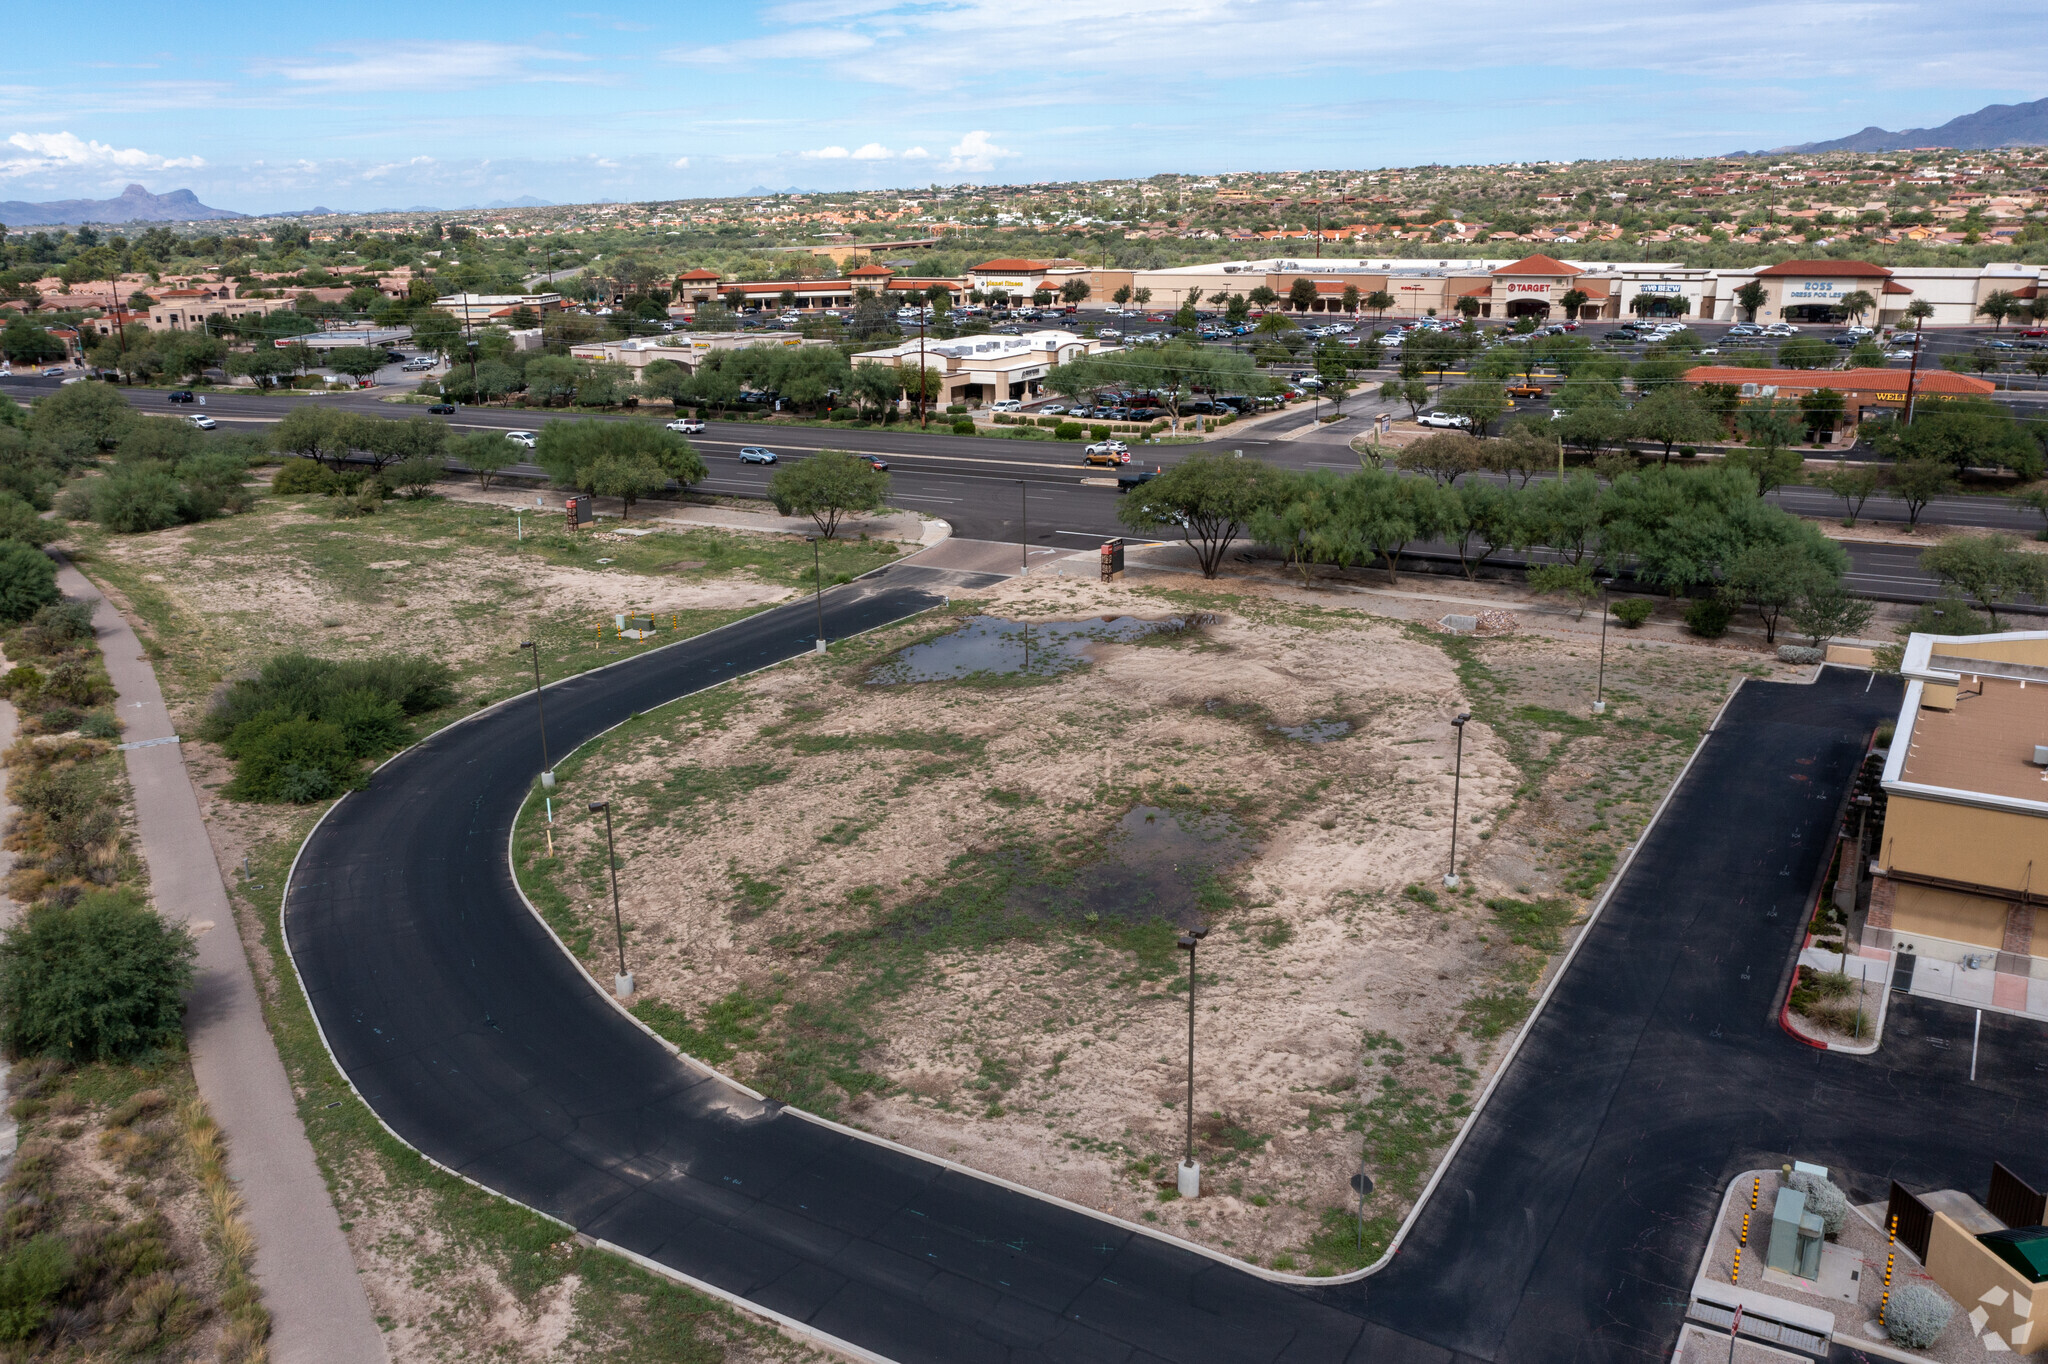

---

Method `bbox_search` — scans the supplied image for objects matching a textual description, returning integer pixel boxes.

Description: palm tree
[1365,290,1394,321]
[1839,290,1876,326]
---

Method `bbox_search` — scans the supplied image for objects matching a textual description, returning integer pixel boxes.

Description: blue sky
[2,1,2043,213]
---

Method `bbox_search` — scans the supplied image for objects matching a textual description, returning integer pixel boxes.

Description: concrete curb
[57,559,387,1364]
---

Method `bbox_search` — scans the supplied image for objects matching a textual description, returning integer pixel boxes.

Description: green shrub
[1090,425,1111,441]
[11,599,95,658]
[226,717,357,802]
[90,464,185,533]
[951,419,975,435]
[0,542,58,623]
[1610,598,1654,628]
[1054,422,1082,440]
[1683,596,1734,638]
[0,889,195,1063]
[387,454,444,499]
[0,663,42,700]
[0,492,50,548]
[945,403,967,415]
[270,458,336,495]
[1036,417,1061,428]
[0,1235,72,1341]
[201,651,455,800]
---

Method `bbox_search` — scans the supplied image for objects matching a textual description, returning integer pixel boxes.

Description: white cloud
[258,41,595,93]
[0,130,204,179]
[663,28,872,66]
[900,146,930,159]
[941,130,1011,173]
[672,156,691,169]
[802,145,851,158]
[850,142,893,159]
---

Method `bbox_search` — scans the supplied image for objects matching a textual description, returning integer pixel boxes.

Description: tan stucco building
[1866,631,2048,1019]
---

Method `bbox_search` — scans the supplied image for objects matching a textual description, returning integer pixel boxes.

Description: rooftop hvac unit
[2032,745,2048,766]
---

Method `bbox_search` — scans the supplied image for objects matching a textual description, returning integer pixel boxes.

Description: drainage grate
[1687,1300,1830,1357]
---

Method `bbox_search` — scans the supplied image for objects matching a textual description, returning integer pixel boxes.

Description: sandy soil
[533,570,1776,1271]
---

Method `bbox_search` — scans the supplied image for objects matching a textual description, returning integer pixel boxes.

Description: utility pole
[589,800,632,997]
[917,313,929,428]
[1017,479,1028,577]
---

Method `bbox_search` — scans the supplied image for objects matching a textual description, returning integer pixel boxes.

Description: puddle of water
[868,615,1193,684]
[1271,718,1353,743]
[1013,804,1249,928]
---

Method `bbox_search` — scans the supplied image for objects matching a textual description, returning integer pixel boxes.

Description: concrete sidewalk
[58,562,387,1364]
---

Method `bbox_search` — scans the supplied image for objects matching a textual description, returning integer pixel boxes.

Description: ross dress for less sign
[1784,280,1850,301]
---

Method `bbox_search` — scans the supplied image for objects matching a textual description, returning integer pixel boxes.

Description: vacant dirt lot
[523,571,1781,1273]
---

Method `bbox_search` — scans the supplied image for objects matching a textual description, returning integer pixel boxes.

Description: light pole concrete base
[1177,1160,1201,1199]
[1442,872,1460,890]
[540,769,556,789]
[813,639,827,654]
[614,972,635,998]
[1591,700,1607,715]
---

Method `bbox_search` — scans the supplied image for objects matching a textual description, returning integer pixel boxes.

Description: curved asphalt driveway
[289,580,2047,1363]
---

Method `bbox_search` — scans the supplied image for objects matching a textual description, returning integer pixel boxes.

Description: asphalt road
[2,373,2032,606]
[285,578,2048,1364]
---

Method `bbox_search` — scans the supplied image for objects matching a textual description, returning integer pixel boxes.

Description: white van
[991,398,1023,412]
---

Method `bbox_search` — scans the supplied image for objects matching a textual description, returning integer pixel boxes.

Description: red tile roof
[1682,365,1993,395]
[847,265,894,276]
[1493,253,1582,277]
[677,268,721,281]
[1883,281,1915,294]
[1752,259,1892,278]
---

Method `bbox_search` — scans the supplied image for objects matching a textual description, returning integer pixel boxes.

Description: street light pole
[517,640,553,788]
[807,535,826,653]
[465,336,479,398]
[1176,926,1208,1199]
[1594,577,1612,715]
[1444,713,1471,890]
[589,800,632,997]
[1017,479,1028,577]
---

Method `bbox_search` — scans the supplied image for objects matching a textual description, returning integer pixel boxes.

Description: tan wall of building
[1934,638,2048,668]
[1924,1212,2046,1354]
[1892,882,2011,951]
[1882,794,2048,897]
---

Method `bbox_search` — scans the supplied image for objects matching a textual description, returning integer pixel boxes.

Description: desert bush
[0,542,58,623]
[1610,598,1653,628]
[1684,596,1734,638]
[1786,1170,1849,1237]
[951,419,975,435]
[89,464,186,533]
[1778,644,1824,664]
[0,1235,73,1341]
[386,454,444,498]
[0,663,42,700]
[1885,1284,1952,1348]
[202,651,455,801]
[269,457,336,495]
[1054,422,1082,440]
[0,492,50,548]
[14,599,95,657]
[0,888,195,1062]
[223,717,356,802]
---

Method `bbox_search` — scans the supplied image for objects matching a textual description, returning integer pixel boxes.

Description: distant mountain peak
[1780,96,2048,153]
[0,183,245,226]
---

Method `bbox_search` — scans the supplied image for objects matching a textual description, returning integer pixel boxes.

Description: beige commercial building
[852,329,1113,408]
[566,332,830,376]
[1867,631,2048,1021]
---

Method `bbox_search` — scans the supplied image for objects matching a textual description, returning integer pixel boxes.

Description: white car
[185,414,218,430]
[1415,411,1472,429]
[665,417,705,434]
[1884,350,1916,361]
[1764,324,1798,336]
[505,430,538,449]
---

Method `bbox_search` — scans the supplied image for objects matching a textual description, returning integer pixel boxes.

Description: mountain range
[1778,96,2048,153]
[0,183,246,226]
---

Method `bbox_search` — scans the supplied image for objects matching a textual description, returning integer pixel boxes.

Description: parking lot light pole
[1444,712,1471,890]
[518,641,553,788]
[807,536,826,653]
[1594,577,1612,715]
[1176,926,1209,1199]
[589,801,632,996]
[1017,479,1028,577]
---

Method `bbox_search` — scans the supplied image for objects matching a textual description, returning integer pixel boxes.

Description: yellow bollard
[1731,1243,1742,1285]
[1881,1213,1896,1326]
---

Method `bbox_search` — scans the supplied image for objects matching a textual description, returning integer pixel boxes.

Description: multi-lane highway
[5,371,2040,607]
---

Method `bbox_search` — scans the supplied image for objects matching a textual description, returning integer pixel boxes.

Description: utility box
[1100,539,1125,582]
[565,494,592,527]
[1767,1187,1825,1280]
